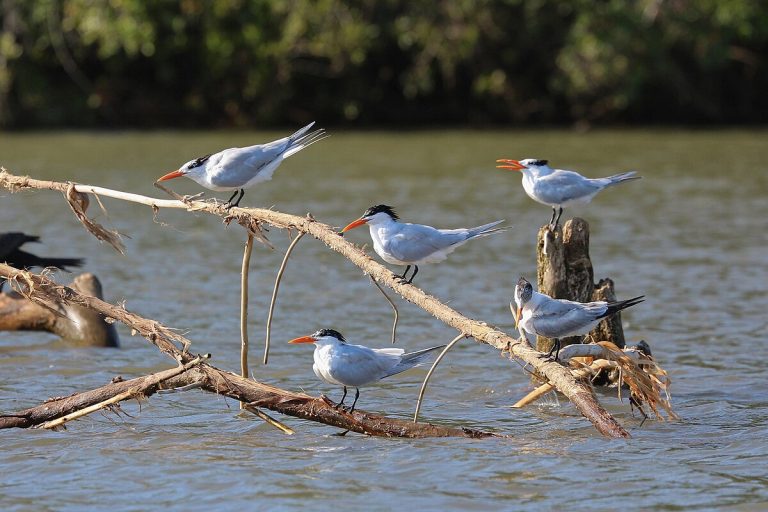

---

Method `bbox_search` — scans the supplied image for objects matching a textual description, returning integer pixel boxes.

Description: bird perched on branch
[513,276,644,361]
[156,122,328,209]
[288,328,445,412]
[340,204,507,283]
[496,158,640,229]
[0,233,84,290]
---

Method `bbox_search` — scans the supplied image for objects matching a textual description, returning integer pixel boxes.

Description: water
[1,129,767,510]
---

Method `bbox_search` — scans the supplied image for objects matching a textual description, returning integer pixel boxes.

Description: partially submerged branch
[0,264,495,438]
[1,169,633,438]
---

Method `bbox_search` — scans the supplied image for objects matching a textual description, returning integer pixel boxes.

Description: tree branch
[0,168,631,438]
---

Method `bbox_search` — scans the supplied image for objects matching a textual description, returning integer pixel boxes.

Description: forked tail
[467,219,508,238]
[604,171,641,187]
[601,295,645,318]
[283,121,330,159]
[384,344,446,377]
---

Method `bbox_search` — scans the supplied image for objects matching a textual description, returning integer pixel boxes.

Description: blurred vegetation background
[1,0,766,129]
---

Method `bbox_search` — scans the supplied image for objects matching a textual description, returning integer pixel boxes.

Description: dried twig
[264,232,305,364]
[38,355,208,429]
[242,404,295,435]
[370,276,399,344]
[240,233,254,409]
[413,333,467,423]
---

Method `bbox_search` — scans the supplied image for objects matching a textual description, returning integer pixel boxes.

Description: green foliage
[0,0,766,127]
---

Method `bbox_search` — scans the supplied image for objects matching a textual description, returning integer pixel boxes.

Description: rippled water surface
[1,129,767,511]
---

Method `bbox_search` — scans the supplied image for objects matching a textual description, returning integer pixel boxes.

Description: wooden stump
[0,272,119,347]
[535,218,627,352]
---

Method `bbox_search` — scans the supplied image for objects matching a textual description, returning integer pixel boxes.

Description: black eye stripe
[188,154,212,169]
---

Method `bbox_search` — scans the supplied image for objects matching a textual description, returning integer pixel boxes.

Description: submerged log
[0,272,119,347]
[536,218,628,352]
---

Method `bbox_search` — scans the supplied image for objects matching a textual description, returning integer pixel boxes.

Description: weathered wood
[0,272,119,347]
[536,218,627,352]
[0,170,632,438]
[592,278,626,349]
[0,264,496,438]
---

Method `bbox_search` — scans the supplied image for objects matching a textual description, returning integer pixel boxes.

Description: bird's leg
[232,189,245,208]
[348,388,360,413]
[335,386,348,409]
[407,265,419,284]
[224,190,239,208]
[545,338,561,361]
[548,208,557,229]
[397,265,412,283]
[553,207,564,229]
[226,189,245,209]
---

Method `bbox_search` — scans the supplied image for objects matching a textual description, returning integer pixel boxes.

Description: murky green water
[1,129,767,510]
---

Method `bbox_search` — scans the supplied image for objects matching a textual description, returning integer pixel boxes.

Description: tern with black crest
[288,329,445,412]
[156,122,328,208]
[340,205,506,283]
[496,158,640,228]
[513,276,644,361]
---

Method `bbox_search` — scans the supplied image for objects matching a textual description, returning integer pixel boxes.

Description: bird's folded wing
[329,345,401,385]
[533,171,600,203]
[386,225,464,261]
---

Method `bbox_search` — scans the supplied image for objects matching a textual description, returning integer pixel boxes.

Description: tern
[0,232,83,290]
[513,276,644,361]
[156,121,328,208]
[288,328,445,412]
[496,158,640,228]
[340,205,506,283]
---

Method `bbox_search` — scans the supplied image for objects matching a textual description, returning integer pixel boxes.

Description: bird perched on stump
[496,158,640,229]
[513,276,644,361]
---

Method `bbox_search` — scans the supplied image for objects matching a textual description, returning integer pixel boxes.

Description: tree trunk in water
[0,272,119,347]
[536,218,627,352]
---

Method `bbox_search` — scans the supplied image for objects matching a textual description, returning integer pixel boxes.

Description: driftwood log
[0,169,633,438]
[536,218,630,353]
[0,272,119,347]
[0,264,494,438]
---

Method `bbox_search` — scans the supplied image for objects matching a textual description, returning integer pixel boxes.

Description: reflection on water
[1,129,767,510]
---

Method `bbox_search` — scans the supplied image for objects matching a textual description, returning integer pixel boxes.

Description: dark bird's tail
[600,295,645,319]
[8,249,84,271]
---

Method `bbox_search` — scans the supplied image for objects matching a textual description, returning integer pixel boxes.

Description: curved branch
[0,169,630,438]
[264,232,305,364]
[413,333,466,423]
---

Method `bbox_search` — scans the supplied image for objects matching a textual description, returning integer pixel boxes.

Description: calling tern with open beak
[496,158,640,229]
[288,329,445,412]
[339,205,507,283]
[156,122,328,209]
[513,276,644,361]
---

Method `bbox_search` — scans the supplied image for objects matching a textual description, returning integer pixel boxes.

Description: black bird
[0,232,84,289]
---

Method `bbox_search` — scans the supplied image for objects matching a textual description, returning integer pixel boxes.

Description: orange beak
[496,159,525,171]
[288,335,317,344]
[340,218,368,233]
[156,169,185,182]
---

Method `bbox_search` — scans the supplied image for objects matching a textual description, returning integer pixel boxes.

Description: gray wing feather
[530,300,607,338]
[533,171,600,204]
[386,224,466,262]
[328,344,401,386]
